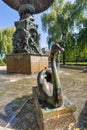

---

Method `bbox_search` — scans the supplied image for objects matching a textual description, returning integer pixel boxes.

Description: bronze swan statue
[37,43,64,108]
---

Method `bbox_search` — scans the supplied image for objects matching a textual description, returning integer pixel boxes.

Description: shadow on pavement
[0,94,38,130]
[0,95,30,127]
[0,70,7,75]
[77,100,87,129]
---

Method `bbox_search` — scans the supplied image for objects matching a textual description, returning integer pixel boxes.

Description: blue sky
[0,0,48,48]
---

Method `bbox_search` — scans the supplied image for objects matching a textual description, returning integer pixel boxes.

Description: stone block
[33,87,76,130]
[7,54,48,74]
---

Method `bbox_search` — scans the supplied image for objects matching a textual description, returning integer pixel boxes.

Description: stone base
[33,87,76,130]
[7,54,48,74]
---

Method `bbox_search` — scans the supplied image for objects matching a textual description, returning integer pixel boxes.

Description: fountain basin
[2,0,54,14]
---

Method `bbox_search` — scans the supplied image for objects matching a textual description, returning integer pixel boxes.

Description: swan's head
[51,43,64,57]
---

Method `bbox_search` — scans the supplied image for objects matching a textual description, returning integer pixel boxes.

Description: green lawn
[65,62,87,66]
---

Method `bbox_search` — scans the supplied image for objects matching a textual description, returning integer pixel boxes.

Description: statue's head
[51,43,64,57]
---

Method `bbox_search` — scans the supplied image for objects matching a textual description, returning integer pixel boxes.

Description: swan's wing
[42,80,53,97]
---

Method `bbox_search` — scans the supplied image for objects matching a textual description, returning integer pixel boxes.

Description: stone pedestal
[7,54,48,74]
[33,87,76,130]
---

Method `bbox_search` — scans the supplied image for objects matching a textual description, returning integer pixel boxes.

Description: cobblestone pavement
[0,66,87,129]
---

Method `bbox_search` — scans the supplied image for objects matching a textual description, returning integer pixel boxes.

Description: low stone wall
[61,65,87,70]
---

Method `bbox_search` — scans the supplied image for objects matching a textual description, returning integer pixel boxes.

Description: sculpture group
[3,0,54,54]
[37,43,64,107]
[13,3,42,54]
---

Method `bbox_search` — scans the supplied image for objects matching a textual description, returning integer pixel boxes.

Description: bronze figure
[2,0,54,54]
[37,43,65,108]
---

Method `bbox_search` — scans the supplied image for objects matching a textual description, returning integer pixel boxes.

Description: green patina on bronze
[37,44,65,108]
[2,0,54,54]
[13,2,42,54]
[42,104,76,119]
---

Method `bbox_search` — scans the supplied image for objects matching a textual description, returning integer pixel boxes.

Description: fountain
[2,0,54,74]
[3,0,54,54]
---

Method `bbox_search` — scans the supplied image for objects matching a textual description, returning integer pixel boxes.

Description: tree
[41,0,76,64]
[77,19,87,60]
[41,0,87,62]
[0,27,15,63]
[73,0,87,60]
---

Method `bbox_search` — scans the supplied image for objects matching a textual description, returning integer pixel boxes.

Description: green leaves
[41,0,87,61]
[0,27,15,57]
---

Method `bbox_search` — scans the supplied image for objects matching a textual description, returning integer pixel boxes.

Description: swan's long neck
[51,44,63,107]
[51,55,61,88]
[51,53,61,105]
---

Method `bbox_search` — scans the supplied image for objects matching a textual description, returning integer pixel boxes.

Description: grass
[65,62,87,66]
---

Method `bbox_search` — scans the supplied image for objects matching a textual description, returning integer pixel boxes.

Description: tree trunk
[63,51,66,65]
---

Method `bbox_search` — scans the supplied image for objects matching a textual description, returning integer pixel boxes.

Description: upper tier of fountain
[3,0,54,14]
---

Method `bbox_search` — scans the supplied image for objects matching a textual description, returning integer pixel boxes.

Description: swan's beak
[51,43,65,53]
[56,43,65,52]
[51,43,65,57]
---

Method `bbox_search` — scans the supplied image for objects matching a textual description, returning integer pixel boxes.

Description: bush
[0,59,6,66]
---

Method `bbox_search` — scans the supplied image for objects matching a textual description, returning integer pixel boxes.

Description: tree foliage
[41,0,87,61]
[0,27,15,58]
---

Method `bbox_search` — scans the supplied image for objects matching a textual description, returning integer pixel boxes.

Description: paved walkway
[0,66,87,129]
